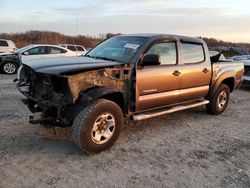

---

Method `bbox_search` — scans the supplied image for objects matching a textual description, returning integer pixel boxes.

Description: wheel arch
[83,86,125,110]
[0,59,19,71]
[62,86,125,124]
[1,59,19,66]
[209,71,235,97]
[221,77,234,92]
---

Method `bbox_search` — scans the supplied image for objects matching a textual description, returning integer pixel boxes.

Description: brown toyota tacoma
[15,34,244,153]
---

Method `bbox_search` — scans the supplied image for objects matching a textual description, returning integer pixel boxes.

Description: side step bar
[133,100,209,121]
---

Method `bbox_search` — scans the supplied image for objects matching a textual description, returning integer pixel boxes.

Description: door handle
[172,70,181,76]
[203,68,209,73]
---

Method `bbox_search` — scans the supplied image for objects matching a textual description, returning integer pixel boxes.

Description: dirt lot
[0,74,249,188]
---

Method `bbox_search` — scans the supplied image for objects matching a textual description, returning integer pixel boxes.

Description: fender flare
[82,86,121,101]
[209,71,235,97]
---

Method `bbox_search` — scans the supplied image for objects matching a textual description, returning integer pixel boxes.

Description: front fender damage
[68,67,130,103]
[19,64,132,126]
[61,66,131,124]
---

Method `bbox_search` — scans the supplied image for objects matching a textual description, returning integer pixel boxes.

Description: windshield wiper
[85,54,94,58]
[85,55,117,62]
[94,56,116,62]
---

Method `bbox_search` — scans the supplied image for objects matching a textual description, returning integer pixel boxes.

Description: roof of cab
[114,33,204,43]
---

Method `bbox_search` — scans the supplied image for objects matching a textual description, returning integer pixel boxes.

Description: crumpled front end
[15,63,131,126]
[16,65,72,125]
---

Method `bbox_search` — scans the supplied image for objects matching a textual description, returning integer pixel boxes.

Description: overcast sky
[0,0,250,42]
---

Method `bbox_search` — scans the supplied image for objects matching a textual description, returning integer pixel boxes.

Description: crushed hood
[22,56,125,75]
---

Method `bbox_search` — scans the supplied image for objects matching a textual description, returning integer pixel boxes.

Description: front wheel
[1,62,18,74]
[72,99,124,153]
[206,83,230,115]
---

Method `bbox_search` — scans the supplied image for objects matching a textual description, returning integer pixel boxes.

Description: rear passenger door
[136,40,182,112]
[180,42,212,102]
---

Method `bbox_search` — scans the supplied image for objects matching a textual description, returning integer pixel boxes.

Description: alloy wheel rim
[217,90,227,110]
[91,113,116,145]
[3,63,16,74]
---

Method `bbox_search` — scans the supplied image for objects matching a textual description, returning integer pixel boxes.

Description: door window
[0,40,9,47]
[76,46,85,51]
[26,46,47,55]
[181,43,205,64]
[48,47,66,54]
[145,42,177,65]
[67,45,77,51]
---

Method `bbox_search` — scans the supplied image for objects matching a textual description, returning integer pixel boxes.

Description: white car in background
[0,39,16,53]
[20,44,77,62]
[58,44,87,55]
[230,55,250,61]
[0,44,77,74]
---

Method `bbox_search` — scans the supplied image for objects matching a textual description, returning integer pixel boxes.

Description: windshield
[87,36,149,63]
[15,45,34,53]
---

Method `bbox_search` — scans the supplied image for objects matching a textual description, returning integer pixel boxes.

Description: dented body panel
[68,67,131,103]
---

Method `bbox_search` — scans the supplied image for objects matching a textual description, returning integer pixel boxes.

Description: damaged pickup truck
[15,34,244,153]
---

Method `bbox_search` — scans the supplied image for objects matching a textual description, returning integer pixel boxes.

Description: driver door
[136,41,182,112]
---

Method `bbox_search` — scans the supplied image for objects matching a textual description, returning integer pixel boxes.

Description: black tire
[72,99,124,153]
[206,83,230,115]
[1,61,18,74]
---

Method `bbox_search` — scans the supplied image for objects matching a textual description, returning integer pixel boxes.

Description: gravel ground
[0,74,249,188]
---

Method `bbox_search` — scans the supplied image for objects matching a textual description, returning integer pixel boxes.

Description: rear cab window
[181,43,205,64]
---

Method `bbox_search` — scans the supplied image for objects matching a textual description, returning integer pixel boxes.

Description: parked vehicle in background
[229,55,250,86]
[230,55,250,61]
[58,44,87,55]
[0,39,16,53]
[86,48,93,52]
[16,34,244,153]
[241,60,250,86]
[0,44,76,74]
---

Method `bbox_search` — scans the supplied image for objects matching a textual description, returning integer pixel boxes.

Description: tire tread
[72,99,123,153]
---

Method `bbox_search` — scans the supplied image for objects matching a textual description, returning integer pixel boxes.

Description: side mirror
[142,54,161,66]
[23,51,29,55]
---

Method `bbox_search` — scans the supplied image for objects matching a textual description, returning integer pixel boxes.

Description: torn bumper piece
[29,112,65,126]
[29,112,45,124]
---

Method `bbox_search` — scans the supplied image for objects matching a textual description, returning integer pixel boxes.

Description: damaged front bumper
[15,69,73,126]
[17,88,70,126]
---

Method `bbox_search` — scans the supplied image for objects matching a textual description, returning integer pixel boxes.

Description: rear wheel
[206,84,230,115]
[72,99,124,153]
[2,62,17,74]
